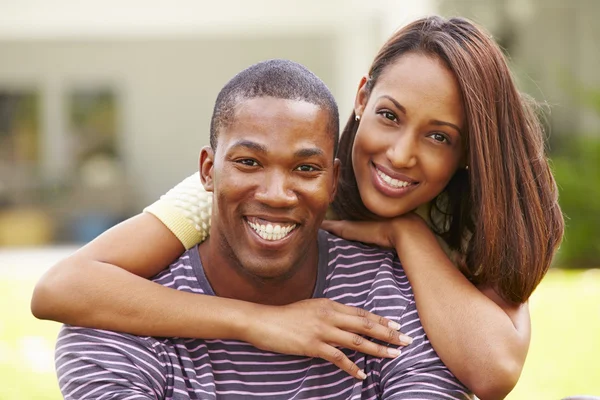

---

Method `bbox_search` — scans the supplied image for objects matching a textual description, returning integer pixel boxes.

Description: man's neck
[197,238,320,306]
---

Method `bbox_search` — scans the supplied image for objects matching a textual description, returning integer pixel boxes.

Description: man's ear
[354,75,370,118]
[329,158,342,203]
[199,146,215,192]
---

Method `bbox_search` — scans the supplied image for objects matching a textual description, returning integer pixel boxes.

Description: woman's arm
[322,216,531,400]
[31,176,411,380]
[32,213,409,379]
[31,212,215,335]
[391,217,530,400]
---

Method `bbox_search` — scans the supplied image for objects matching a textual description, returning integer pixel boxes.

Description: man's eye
[237,159,259,167]
[429,133,450,144]
[296,165,317,172]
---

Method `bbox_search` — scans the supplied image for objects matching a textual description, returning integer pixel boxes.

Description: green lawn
[1,269,599,399]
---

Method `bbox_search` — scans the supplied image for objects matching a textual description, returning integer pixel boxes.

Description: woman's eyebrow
[430,119,462,135]
[377,95,407,115]
[378,95,462,134]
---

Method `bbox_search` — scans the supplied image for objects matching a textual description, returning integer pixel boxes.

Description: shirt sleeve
[55,325,167,400]
[378,301,472,400]
[143,172,212,250]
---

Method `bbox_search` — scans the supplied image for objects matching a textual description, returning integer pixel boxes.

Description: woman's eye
[429,133,449,144]
[378,110,398,122]
[296,165,317,172]
[237,159,259,167]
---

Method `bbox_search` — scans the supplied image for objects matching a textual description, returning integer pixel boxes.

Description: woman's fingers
[316,343,367,380]
[333,312,413,347]
[321,220,364,241]
[247,299,413,380]
[321,220,393,248]
[333,301,399,329]
[332,329,404,358]
[312,299,412,346]
[316,328,406,380]
[329,302,410,344]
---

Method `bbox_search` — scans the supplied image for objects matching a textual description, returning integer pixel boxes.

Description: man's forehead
[217,97,334,156]
[225,139,329,159]
[231,96,325,123]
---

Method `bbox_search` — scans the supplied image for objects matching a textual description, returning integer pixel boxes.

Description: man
[55,59,470,399]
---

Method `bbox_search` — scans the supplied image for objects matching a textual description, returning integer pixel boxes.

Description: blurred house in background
[440,0,600,135]
[0,0,598,261]
[0,0,432,245]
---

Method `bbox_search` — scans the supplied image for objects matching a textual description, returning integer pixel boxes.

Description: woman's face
[352,52,466,218]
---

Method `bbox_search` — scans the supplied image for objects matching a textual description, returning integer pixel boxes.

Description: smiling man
[55,59,469,399]
[198,94,337,306]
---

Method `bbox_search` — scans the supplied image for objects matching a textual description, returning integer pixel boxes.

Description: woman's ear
[199,146,215,192]
[354,75,370,118]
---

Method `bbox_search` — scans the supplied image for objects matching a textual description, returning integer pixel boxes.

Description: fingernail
[386,347,401,357]
[387,321,401,330]
[357,369,367,380]
[399,334,413,345]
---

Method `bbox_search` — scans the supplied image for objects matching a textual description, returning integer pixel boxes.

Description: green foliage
[509,269,600,399]
[551,89,600,267]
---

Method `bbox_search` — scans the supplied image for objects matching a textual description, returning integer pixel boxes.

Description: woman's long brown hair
[331,16,564,304]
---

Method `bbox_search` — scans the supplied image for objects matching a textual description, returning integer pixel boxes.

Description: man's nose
[386,131,418,169]
[254,170,298,208]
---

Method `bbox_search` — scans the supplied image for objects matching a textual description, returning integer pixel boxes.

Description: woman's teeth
[376,169,413,188]
[248,221,296,241]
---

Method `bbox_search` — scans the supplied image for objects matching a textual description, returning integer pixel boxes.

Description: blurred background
[0,0,598,398]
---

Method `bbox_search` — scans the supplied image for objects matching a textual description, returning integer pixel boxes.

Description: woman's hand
[243,298,413,380]
[321,213,428,248]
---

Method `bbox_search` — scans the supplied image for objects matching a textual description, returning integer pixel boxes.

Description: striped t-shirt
[56,231,471,399]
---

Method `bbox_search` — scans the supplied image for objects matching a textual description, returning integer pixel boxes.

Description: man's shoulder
[320,230,401,270]
[168,246,197,270]
[57,324,156,347]
[56,324,162,368]
[152,247,206,294]
[55,325,168,398]
[320,230,414,305]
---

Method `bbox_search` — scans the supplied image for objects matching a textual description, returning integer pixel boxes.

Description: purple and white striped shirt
[56,231,471,399]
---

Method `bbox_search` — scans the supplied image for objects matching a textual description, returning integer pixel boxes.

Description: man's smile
[245,216,298,242]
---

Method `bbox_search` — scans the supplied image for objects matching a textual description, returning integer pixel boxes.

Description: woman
[32,16,564,399]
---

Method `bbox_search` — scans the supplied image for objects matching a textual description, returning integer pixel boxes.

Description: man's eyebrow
[294,148,325,159]
[431,120,463,135]
[378,95,407,115]
[229,140,268,154]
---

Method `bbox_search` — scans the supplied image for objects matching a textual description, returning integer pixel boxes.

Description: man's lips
[246,216,299,226]
[245,216,298,242]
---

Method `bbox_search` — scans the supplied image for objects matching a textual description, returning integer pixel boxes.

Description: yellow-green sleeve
[143,172,212,250]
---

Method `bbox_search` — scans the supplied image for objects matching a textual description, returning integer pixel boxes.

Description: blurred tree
[552,88,600,268]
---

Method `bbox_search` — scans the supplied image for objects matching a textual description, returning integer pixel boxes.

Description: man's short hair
[209,59,339,155]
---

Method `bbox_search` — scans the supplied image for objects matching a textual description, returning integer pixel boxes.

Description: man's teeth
[248,221,296,241]
[376,169,412,188]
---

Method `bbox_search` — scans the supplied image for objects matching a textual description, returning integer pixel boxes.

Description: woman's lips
[371,163,419,197]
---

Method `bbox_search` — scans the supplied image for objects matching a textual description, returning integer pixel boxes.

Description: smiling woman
[350,53,465,219]
[32,16,564,400]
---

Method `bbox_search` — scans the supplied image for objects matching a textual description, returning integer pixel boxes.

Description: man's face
[200,96,339,281]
